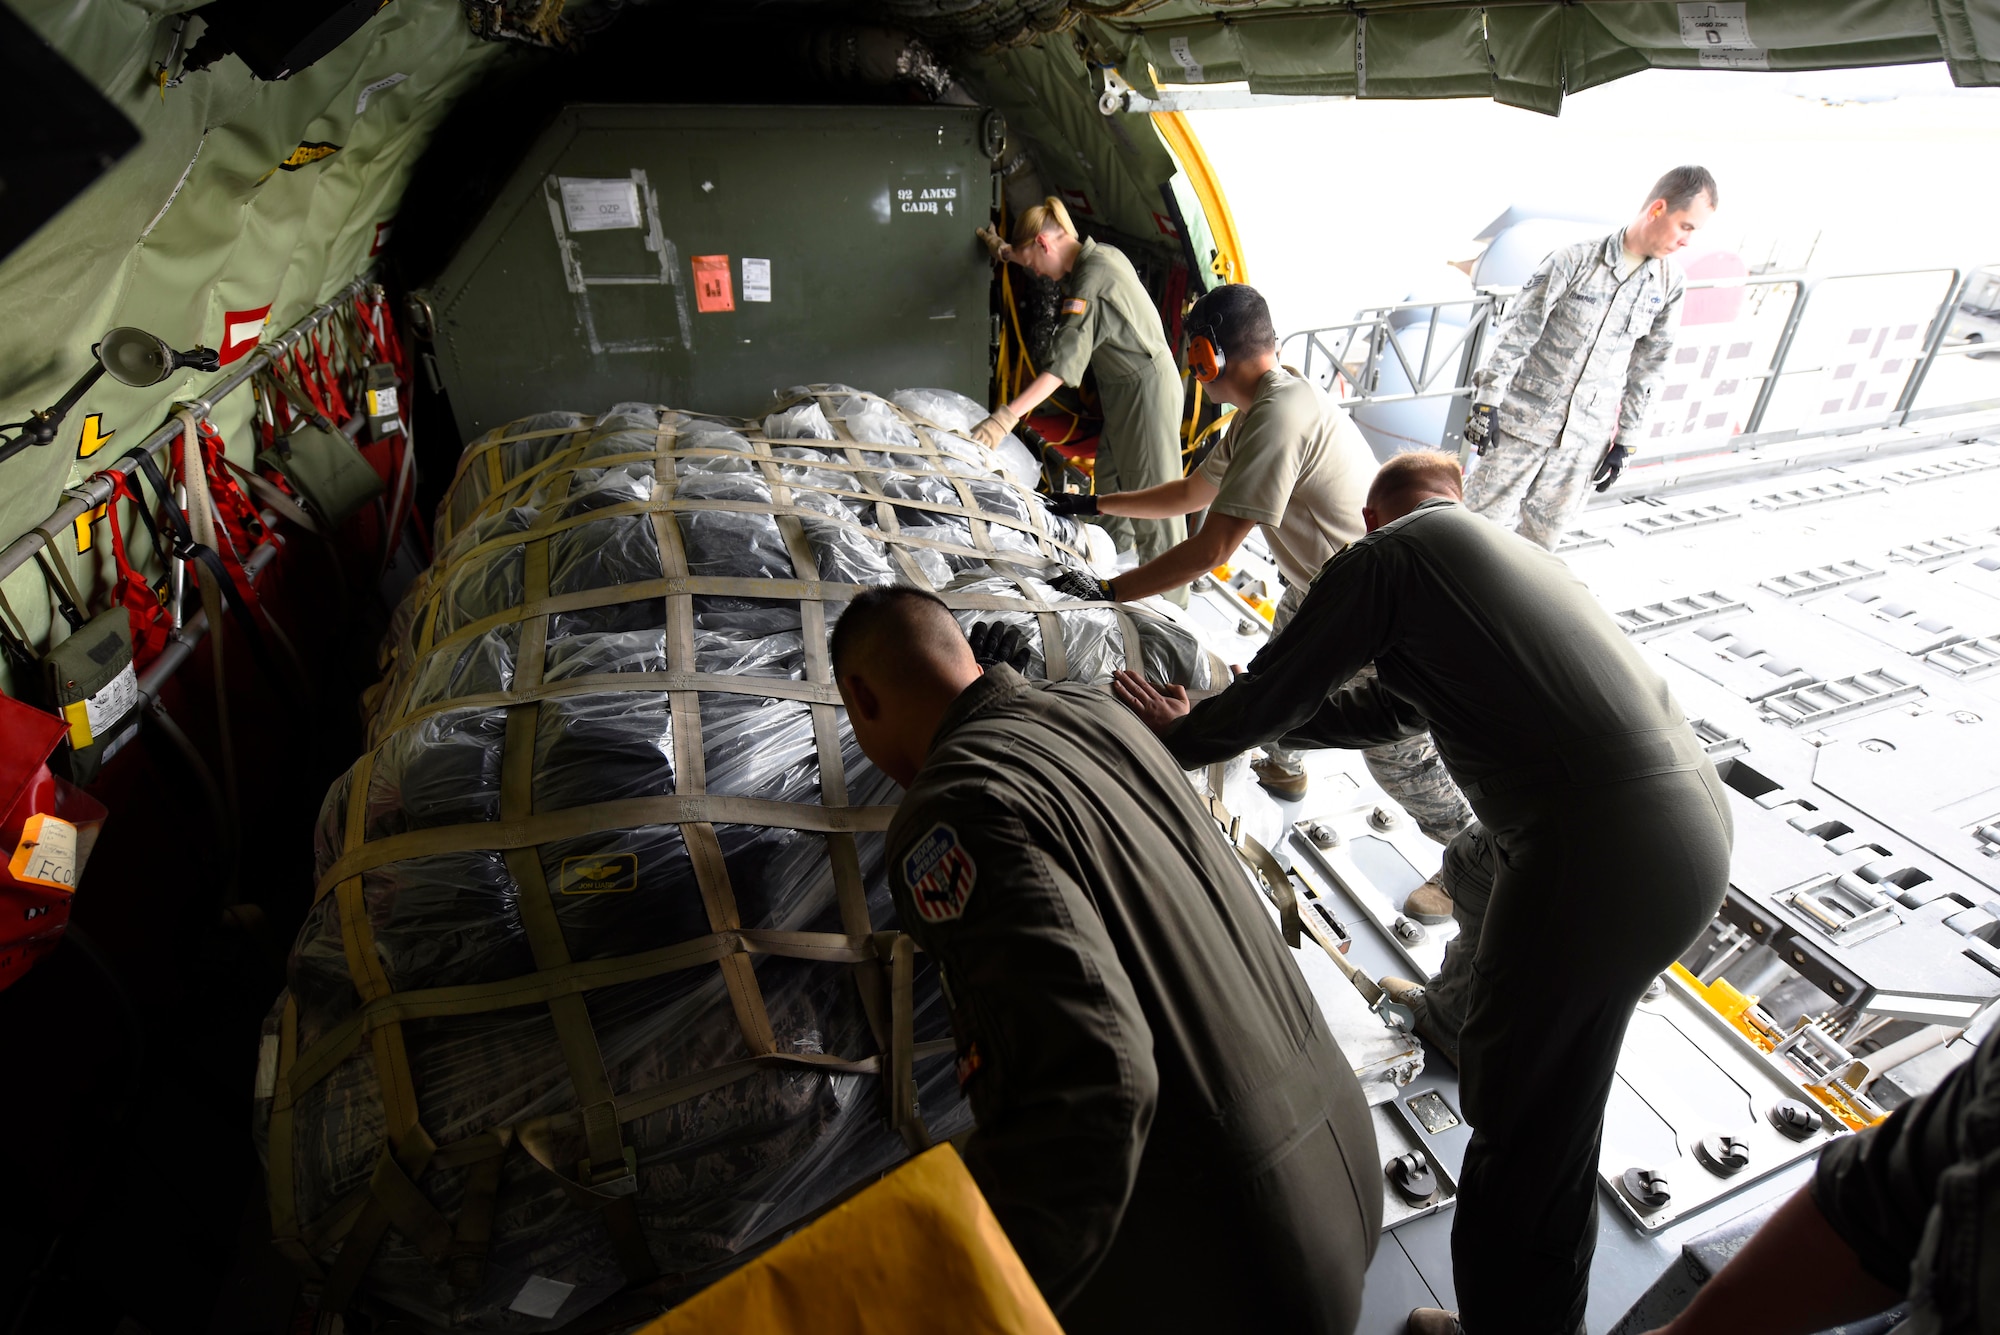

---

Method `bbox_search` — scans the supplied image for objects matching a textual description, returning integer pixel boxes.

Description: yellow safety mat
[639,1144,1063,1335]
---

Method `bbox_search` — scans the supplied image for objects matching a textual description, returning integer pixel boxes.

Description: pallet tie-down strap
[417,493,1090,620]
[302,1034,960,1269]
[651,431,779,1059]
[446,1126,513,1293]
[266,996,322,1280]
[769,443,933,1152]
[498,515,659,1285]
[1204,792,1303,951]
[318,748,443,1305]
[320,1123,442,1312]
[1202,793,1390,1005]
[311,794,900,901]
[285,927,895,1103]
[397,577,1132,716]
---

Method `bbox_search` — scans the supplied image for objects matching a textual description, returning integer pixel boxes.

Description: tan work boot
[1250,754,1308,800]
[1403,870,1453,925]
[1380,976,1460,1070]
[1405,1308,1462,1335]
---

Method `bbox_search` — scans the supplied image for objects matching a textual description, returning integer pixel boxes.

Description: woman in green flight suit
[971,197,1187,592]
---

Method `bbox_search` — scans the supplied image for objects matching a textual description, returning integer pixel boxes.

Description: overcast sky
[1190,63,2000,341]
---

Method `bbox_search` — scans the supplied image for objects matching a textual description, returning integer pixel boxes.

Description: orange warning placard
[691,255,734,313]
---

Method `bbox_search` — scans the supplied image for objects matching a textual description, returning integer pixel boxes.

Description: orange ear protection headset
[1186,314,1225,384]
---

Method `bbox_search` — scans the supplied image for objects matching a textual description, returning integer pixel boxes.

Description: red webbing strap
[311,331,350,422]
[102,472,173,669]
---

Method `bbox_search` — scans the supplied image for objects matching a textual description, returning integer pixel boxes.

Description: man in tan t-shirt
[1047,283,1378,797]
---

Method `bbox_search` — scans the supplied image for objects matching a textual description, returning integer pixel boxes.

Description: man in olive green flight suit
[1113,452,1733,1335]
[832,586,1380,1333]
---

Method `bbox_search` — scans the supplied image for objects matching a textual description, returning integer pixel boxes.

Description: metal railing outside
[1279,261,2000,462]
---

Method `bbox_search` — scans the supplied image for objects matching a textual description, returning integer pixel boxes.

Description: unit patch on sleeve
[1061,297,1088,317]
[903,822,977,923]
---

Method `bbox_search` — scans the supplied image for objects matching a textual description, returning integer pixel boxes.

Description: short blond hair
[1011,195,1078,246]
[1369,451,1464,511]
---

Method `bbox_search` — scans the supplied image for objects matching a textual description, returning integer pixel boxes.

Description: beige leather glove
[969,404,1019,450]
[975,225,1008,263]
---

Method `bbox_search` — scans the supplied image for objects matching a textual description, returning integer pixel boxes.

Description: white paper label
[509,1275,575,1319]
[355,72,408,115]
[742,257,771,302]
[560,178,642,233]
[85,663,138,738]
[367,386,400,417]
[1678,3,1755,50]
[1169,36,1204,83]
[254,1033,280,1099]
[10,815,78,891]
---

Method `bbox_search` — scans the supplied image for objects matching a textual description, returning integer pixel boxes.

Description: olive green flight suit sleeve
[1163,536,1398,769]
[1045,270,1106,388]
[889,803,1160,1310]
[1279,673,1428,752]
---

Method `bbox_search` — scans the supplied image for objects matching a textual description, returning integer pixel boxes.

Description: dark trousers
[1061,1041,1383,1334]
[1451,764,1732,1334]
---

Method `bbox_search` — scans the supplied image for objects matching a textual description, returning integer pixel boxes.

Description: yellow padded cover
[641,1144,1062,1335]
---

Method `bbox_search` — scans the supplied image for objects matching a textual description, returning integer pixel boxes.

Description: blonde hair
[1011,195,1078,246]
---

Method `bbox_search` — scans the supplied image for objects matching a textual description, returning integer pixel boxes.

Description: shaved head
[1366,452,1464,528]
[830,586,973,679]
[832,586,982,787]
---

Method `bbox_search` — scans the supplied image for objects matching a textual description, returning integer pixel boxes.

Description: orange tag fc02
[1062,297,1088,316]
[10,814,79,892]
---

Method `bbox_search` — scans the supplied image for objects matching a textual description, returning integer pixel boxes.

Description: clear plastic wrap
[260,387,1215,1331]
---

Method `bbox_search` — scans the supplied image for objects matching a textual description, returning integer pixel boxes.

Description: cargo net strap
[269,389,1219,1311]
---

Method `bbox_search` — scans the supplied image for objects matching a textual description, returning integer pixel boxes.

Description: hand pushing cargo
[1114,451,1734,1335]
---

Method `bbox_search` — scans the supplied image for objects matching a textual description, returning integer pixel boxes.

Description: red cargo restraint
[0,694,108,991]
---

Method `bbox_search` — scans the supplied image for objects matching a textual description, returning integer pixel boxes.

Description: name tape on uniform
[904,822,976,923]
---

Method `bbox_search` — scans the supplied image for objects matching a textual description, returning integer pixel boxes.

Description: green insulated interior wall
[421,105,997,433]
[0,0,513,682]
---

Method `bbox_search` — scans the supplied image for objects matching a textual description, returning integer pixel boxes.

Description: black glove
[1592,443,1633,493]
[1043,490,1099,518]
[1047,567,1116,603]
[966,620,1033,672]
[1464,403,1496,455]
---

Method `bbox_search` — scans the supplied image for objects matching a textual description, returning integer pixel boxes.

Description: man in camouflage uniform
[1463,166,1717,549]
